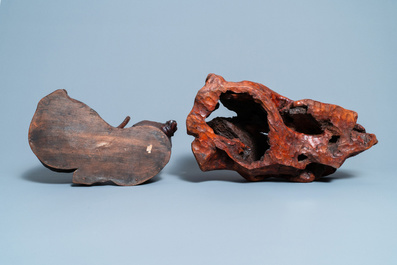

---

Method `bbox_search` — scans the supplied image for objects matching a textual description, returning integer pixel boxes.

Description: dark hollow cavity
[305,163,337,178]
[298,154,308,161]
[281,106,323,135]
[329,135,340,143]
[207,92,270,161]
[328,135,341,154]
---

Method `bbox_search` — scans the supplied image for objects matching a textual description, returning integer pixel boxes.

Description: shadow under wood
[170,155,356,183]
[21,165,161,186]
[21,165,73,184]
[71,174,162,187]
[316,170,356,182]
[169,155,246,183]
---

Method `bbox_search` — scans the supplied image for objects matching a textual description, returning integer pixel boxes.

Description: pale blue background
[0,1,396,264]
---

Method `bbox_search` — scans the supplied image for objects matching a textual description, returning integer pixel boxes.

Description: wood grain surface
[29,89,177,186]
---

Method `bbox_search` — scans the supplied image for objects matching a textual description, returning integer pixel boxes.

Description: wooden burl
[186,74,377,182]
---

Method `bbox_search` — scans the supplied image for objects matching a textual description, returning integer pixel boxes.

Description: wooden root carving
[29,89,177,186]
[186,74,378,182]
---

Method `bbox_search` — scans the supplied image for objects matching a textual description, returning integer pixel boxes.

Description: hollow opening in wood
[206,92,270,161]
[281,106,324,135]
[298,154,308,161]
[329,135,340,143]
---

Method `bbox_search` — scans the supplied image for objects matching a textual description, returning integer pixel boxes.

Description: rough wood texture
[29,89,177,186]
[186,74,378,182]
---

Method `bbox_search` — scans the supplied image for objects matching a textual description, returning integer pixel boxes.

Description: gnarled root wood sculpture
[186,74,377,182]
[29,89,177,186]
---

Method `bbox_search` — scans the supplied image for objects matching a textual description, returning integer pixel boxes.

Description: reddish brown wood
[186,74,378,182]
[29,89,177,186]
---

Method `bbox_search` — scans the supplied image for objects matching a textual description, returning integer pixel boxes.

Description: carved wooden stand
[29,90,177,186]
